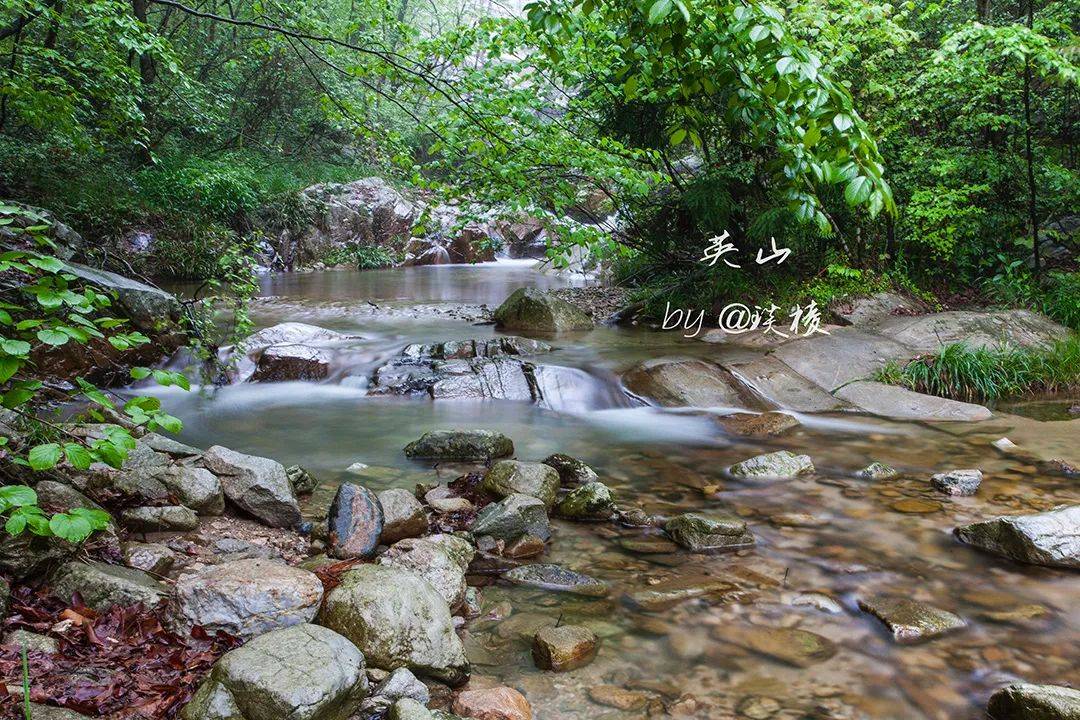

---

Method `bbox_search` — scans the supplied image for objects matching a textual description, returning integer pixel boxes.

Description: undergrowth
[875,336,1080,403]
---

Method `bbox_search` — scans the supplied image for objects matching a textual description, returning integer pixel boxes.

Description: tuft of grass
[875,336,1080,403]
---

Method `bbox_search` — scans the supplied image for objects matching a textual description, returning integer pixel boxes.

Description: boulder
[493,288,593,332]
[721,356,851,413]
[931,469,982,496]
[664,513,755,553]
[180,623,367,720]
[829,292,927,326]
[622,357,752,408]
[159,466,225,514]
[404,430,514,462]
[555,482,616,520]
[540,453,598,486]
[713,411,800,437]
[0,533,73,581]
[33,480,106,514]
[50,561,166,611]
[287,465,320,495]
[3,629,59,655]
[472,494,551,542]
[377,534,475,612]
[169,559,323,640]
[251,344,333,382]
[60,261,180,331]
[873,310,1069,354]
[835,380,993,422]
[954,506,1079,569]
[318,564,470,685]
[729,450,814,479]
[122,541,181,576]
[503,564,609,597]
[378,488,429,544]
[237,322,359,383]
[481,461,560,508]
[857,596,966,643]
[328,483,384,559]
[773,327,911,392]
[201,445,301,528]
[986,683,1080,720]
[389,699,435,720]
[373,668,430,705]
[120,505,199,532]
[452,687,532,720]
[532,624,598,672]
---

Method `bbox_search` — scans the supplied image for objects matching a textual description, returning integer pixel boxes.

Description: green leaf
[647,0,673,23]
[0,339,30,356]
[130,367,151,380]
[844,176,873,206]
[0,356,21,383]
[5,513,26,536]
[27,443,62,471]
[669,128,688,145]
[748,25,770,42]
[70,506,111,530]
[776,56,798,75]
[0,485,37,509]
[28,256,65,273]
[832,113,855,132]
[36,329,69,346]
[63,443,94,470]
[49,513,94,543]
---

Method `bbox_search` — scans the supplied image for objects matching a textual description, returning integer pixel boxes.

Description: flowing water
[161,262,1079,720]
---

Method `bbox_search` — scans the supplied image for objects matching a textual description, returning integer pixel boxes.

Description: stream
[160,261,1079,720]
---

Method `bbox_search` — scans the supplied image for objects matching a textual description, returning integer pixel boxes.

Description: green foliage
[876,336,1080,403]
[983,259,1080,331]
[324,244,396,269]
[134,157,260,221]
[0,484,110,542]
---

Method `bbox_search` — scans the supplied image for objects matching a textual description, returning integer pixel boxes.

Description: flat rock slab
[622,357,757,409]
[872,309,1068,353]
[504,564,609,597]
[169,558,323,640]
[772,327,912,392]
[404,430,514,461]
[829,292,927,326]
[835,381,993,422]
[986,682,1080,720]
[180,623,366,720]
[623,575,737,612]
[857,596,966,643]
[722,356,851,413]
[51,561,166,612]
[954,505,1080,569]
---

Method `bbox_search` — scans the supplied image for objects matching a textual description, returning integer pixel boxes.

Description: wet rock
[829,292,927,326]
[404,430,514,462]
[142,432,202,457]
[624,575,736,611]
[402,337,551,360]
[875,309,1068,353]
[329,483,384,559]
[120,505,199,532]
[319,563,470,685]
[427,492,474,515]
[783,592,843,614]
[27,705,93,720]
[540,453,599,486]
[857,462,898,480]
[715,624,837,667]
[555,482,616,520]
[772,327,911,392]
[389,699,435,720]
[623,357,751,408]
[770,513,827,528]
[61,261,181,331]
[374,668,430,704]
[618,536,680,555]
[503,564,609,597]
[50,561,166,611]
[379,356,542,402]
[493,287,593,332]
[736,695,782,719]
[286,465,320,495]
[931,468,982,496]
[169,558,323,640]
[504,534,546,559]
[251,343,333,382]
[891,498,942,514]
[452,687,532,720]
[3,629,58,654]
[954,505,1079,569]
[472,494,551,542]
[588,685,648,711]
[180,623,367,720]
[531,624,598,671]
[664,513,754,553]
[122,541,181,576]
[729,450,814,479]
[159,466,225,514]
[378,534,475,612]
[986,682,1080,719]
[201,445,301,528]
[0,533,73,581]
[857,596,966,643]
[714,411,800,437]
[720,355,850,413]
[835,380,993,422]
[481,461,560,509]
[379,488,429,544]
[33,480,106,514]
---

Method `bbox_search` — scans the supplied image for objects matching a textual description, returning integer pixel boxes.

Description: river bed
[161,262,1079,720]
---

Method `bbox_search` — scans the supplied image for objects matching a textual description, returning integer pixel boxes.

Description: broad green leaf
[36,329,69,346]
[0,339,31,356]
[28,443,62,470]
[49,513,94,543]
[648,0,673,23]
[844,176,873,205]
[832,113,855,132]
[63,443,94,470]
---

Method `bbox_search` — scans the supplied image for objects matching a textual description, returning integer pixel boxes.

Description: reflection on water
[161,265,1078,720]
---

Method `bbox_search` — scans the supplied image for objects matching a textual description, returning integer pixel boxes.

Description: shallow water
[162,262,1079,719]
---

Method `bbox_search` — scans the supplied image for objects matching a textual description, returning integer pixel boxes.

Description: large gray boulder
[401,337,551,360]
[556,482,616,520]
[493,287,593,332]
[623,357,754,408]
[403,430,513,461]
[829,292,928,326]
[835,381,993,422]
[201,445,301,528]
[720,356,851,413]
[378,489,428,544]
[377,534,475,612]
[61,261,180,332]
[471,493,551,542]
[986,682,1080,719]
[169,559,324,639]
[954,506,1079,569]
[50,561,166,611]
[772,327,911,392]
[181,623,367,720]
[159,466,225,514]
[318,564,470,685]
[872,309,1069,353]
[481,460,560,508]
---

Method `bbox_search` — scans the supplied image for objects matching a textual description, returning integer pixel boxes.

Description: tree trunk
[1023,0,1040,282]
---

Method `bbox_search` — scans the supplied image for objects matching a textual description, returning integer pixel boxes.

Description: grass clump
[875,336,1080,403]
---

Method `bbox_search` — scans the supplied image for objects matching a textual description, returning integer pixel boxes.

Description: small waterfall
[532,364,633,414]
